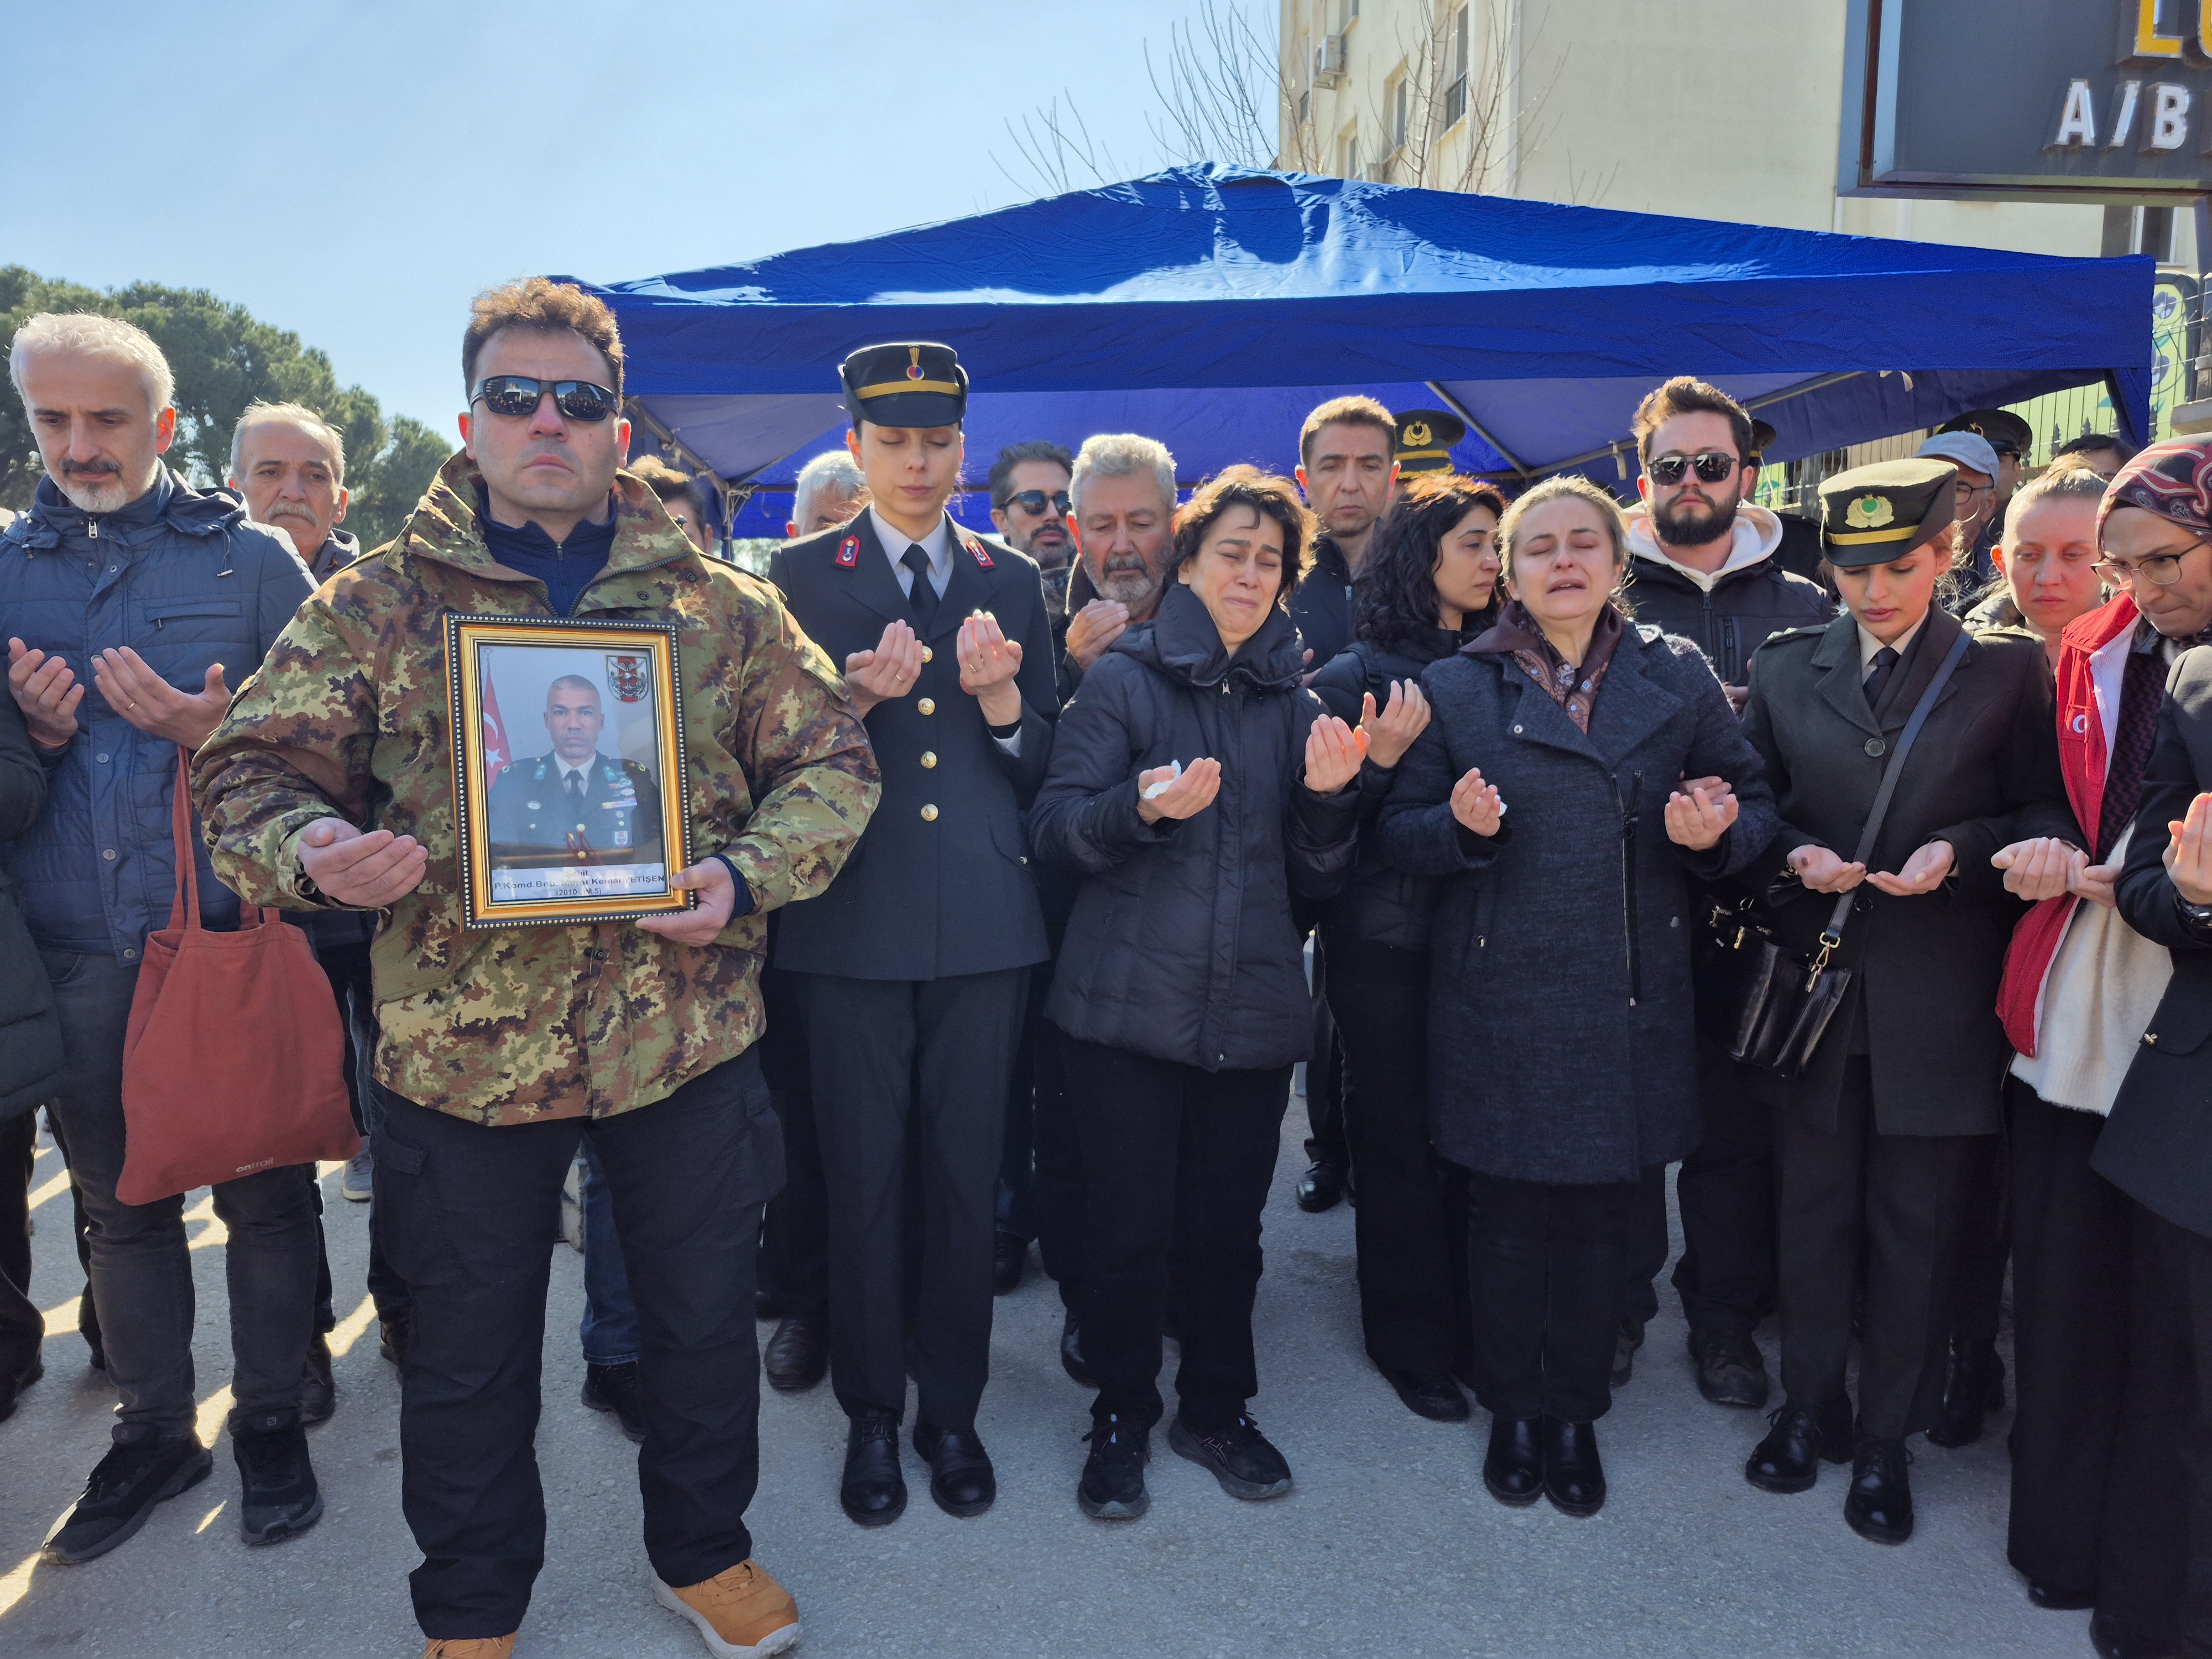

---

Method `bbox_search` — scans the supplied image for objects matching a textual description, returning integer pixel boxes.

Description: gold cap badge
[1844,494,1895,530]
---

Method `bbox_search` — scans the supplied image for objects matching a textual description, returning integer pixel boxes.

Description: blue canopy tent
[571,164,2154,539]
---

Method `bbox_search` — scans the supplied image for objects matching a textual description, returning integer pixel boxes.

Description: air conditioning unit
[1314,35,1346,87]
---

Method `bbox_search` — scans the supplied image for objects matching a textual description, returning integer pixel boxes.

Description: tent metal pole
[1423,381,1529,476]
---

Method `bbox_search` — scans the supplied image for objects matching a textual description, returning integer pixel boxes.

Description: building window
[1298,87,1311,129]
[1443,6,1469,129]
[1391,73,1410,152]
[1341,127,1361,180]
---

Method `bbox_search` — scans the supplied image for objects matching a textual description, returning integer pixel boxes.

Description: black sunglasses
[471,375,619,422]
[998,488,1072,515]
[1647,451,1740,486]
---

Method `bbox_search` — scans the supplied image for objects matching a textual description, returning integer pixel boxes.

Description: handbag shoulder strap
[1819,627,1975,943]
[167,747,202,932]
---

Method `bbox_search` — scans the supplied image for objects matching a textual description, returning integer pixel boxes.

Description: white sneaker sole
[651,1577,801,1658]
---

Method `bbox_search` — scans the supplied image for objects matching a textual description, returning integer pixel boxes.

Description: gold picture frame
[446,614,694,929]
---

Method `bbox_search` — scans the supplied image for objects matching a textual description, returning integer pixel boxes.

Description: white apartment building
[1275,0,2183,267]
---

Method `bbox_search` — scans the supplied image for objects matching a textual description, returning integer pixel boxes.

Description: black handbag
[1693,628,1971,1077]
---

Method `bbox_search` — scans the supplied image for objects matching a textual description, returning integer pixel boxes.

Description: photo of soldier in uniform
[477,649,668,905]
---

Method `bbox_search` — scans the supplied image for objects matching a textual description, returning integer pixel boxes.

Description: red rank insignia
[964,535,994,568]
[836,535,859,567]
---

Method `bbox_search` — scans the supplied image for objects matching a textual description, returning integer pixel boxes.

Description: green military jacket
[195,453,880,1125]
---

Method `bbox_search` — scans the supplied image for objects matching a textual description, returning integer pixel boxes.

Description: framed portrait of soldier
[445,615,693,928]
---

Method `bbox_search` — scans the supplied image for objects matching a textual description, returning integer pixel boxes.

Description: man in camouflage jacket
[195,281,877,1657]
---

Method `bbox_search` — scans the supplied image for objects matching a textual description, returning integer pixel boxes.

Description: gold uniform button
[921,804,939,822]
[921,646,934,662]
[921,752,938,768]
[917,697,936,715]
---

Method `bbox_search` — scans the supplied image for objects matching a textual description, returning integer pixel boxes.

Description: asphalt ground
[1,1103,2088,1658]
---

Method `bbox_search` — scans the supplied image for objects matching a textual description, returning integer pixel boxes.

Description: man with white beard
[1060,433,1179,697]
[2,314,324,1561]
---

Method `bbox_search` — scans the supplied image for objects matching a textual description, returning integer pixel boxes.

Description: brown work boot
[653,1558,801,1656]
[420,1638,517,1658]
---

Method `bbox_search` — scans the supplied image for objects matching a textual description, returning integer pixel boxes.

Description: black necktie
[1862,645,1901,711]
[564,769,586,820]
[901,545,938,631]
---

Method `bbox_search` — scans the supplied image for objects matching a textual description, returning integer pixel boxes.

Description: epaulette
[1752,625,1826,649]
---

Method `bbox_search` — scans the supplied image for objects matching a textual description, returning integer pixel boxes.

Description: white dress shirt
[1855,612,1927,677]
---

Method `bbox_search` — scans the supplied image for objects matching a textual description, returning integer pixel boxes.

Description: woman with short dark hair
[1380,473,1776,1519]
[1030,465,1366,1523]
[1309,474,1506,1422]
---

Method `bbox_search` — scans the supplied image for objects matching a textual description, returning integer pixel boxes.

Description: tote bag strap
[1813,627,1975,958]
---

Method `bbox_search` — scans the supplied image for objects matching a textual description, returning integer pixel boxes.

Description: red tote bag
[116,749,358,1205]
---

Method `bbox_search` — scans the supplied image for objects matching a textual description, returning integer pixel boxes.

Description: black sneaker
[44,1433,213,1563]
[582,1361,648,1443]
[301,1333,335,1426]
[232,1410,324,1545]
[1078,1414,1150,1520]
[1168,1412,1293,1501]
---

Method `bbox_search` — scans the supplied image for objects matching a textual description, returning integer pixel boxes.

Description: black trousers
[757,967,827,1322]
[1323,931,1466,1374]
[1030,1012,1084,1310]
[1624,1166,1669,1327]
[996,969,1050,1246]
[1944,1131,2010,1345]
[1773,1057,1975,1440]
[2006,1080,2131,1597]
[310,939,409,1328]
[1302,931,1345,1166]
[370,1052,780,1640]
[1458,1164,1646,1425]
[1061,1034,1290,1430]
[797,967,1024,1433]
[42,947,319,1435]
[1671,1036,1778,1334]
[0,1109,38,1386]
[2099,1204,2212,1656]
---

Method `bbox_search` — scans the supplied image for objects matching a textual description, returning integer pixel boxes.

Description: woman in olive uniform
[1734,458,2078,1545]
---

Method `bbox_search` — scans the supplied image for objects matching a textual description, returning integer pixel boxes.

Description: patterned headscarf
[2100,436,2212,539]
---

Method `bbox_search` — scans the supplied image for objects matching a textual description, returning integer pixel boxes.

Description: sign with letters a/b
[1840,0,2212,201]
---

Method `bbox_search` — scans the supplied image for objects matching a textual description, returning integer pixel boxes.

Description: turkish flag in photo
[482,676,512,784]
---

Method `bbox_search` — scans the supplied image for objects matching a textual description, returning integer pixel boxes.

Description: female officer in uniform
[1734,458,2078,1545]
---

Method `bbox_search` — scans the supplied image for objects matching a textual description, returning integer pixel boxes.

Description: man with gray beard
[1059,434,1178,699]
[3,314,323,1561]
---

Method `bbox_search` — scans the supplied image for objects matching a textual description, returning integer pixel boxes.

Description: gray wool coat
[1379,623,1778,1186]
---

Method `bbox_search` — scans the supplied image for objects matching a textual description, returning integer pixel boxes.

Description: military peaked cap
[841,342,968,428]
[1937,408,2032,458]
[1748,419,1777,465]
[1818,458,1958,568]
[1393,409,1465,474]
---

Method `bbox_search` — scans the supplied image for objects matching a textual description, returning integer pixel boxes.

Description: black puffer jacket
[1622,549,1834,687]
[1309,628,1465,951]
[1030,582,1362,1071]
[0,692,64,1122]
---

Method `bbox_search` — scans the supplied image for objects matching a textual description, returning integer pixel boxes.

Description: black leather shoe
[44,1433,213,1563]
[1168,1412,1293,1500]
[1541,1417,1605,1517]
[1481,1415,1542,1507]
[2027,1580,2097,1611]
[1745,1396,1854,1494]
[1688,1328,1770,1409]
[300,1334,335,1426]
[839,1412,906,1527]
[1610,1316,1645,1387]
[1926,1336,2005,1449]
[1385,1366,1470,1422]
[912,1421,996,1518]
[232,1410,323,1545]
[763,1317,828,1393]
[377,1316,409,1368]
[1295,1159,1346,1213]
[581,1361,648,1443]
[1060,1308,1095,1389]
[1844,1434,1913,1544]
[1078,1413,1150,1519]
[993,1232,1028,1295]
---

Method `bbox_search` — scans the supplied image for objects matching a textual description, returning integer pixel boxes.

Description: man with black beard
[1615,376,1834,1411]
[989,441,1076,614]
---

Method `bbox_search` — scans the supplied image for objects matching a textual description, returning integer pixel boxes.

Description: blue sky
[7,1,1264,432]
